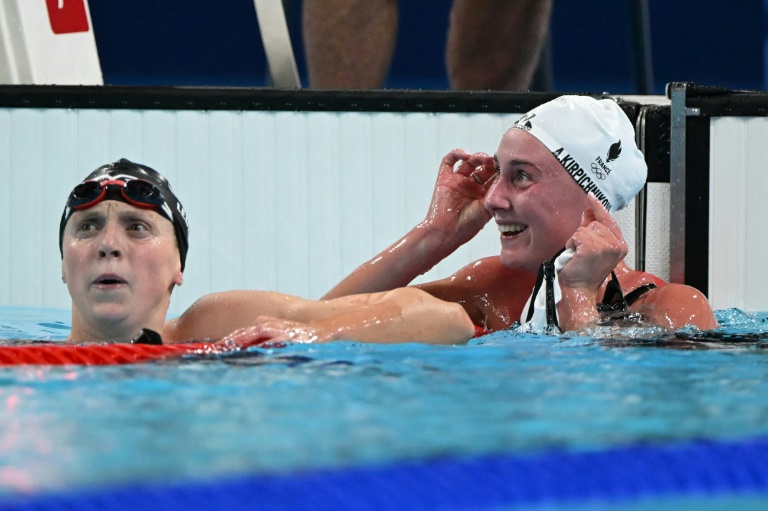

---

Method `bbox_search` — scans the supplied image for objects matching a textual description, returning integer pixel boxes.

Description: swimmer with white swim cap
[324,95,718,333]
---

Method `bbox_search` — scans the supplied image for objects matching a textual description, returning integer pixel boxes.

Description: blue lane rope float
[2,436,768,511]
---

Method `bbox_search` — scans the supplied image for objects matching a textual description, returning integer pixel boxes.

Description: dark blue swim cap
[59,158,189,271]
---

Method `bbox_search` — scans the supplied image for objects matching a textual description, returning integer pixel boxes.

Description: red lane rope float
[0,341,231,366]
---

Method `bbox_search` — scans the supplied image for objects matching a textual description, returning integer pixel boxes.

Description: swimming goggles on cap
[66,178,174,223]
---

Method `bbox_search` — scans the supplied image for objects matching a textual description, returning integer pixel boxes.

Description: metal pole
[629,0,655,94]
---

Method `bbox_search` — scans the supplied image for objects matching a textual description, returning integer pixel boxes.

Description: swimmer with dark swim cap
[58,159,475,345]
[323,95,718,334]
[59,158,189,270]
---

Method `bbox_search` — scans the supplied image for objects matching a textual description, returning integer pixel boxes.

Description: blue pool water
[1,306,768,510]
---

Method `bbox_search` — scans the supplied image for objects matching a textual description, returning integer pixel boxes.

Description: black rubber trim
[0,85,648,114]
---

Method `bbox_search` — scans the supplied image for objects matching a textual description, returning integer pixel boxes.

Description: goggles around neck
[67,179,172,221]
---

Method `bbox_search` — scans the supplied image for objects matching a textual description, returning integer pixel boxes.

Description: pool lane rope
[0,329,278,366]
[0,341,227,366]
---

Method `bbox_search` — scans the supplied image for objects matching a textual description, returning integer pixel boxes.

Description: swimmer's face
[484,128,588,273]
[61,201,182,339]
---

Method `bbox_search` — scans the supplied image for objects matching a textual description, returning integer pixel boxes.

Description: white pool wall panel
[709,117,768,311]
[0,107,652,316]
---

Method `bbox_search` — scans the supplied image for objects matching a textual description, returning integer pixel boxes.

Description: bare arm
[221,287,476,346]
[323,149,496,299]
[164,287,475,345]
[163,290,307,342]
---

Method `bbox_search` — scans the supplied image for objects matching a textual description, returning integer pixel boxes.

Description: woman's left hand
[219,316,335,348]
[558,193,627,294]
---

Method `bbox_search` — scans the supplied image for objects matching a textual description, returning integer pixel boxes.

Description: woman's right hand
[421,149,496,247]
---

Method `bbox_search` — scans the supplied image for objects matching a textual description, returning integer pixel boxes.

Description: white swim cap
[512,95,647,212]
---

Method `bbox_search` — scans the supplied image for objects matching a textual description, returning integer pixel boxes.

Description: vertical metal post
[628,0,655,94]
[634,107,648,271]
[668,83,688,284]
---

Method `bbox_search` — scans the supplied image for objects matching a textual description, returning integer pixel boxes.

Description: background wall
[0,105,648,315]
[709,117,768,311]
[87,0,765,93]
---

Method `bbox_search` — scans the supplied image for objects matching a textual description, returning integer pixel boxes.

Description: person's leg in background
[302,0,398,88]
[446,0,553,90]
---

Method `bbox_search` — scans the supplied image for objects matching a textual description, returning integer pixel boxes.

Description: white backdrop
[0,107,658,315]
[709,117,768,311]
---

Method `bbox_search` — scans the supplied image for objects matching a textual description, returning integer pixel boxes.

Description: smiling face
[61,201,183,342]
[484,128,589,273]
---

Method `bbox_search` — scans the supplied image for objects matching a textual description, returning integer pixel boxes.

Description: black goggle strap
[543,261,559,329]
[524,261,547,323]
[597,271,629,314]
[525,251,644,329]
[523,248,566,328]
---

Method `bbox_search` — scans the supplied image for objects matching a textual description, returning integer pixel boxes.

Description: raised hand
[558,193,628,293]
[322,149,497,299]
[422,149,496,246]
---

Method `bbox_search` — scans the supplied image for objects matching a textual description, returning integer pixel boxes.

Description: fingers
[219,326,271,348]
[561,195,630,291]
[455,153,495,187]
[444,149,492,165]
[572,222,627,253]
[447,150,491,174]
[441,148,486,170]
[560,225,627,291]
[218,315,297,348]
[569,220,628,264]
[571,194,628,258]
[467,153,495,183]
[437,150,496,197]
[469,164,496,188]
[221,316,329,347]
[441,148,469,169]
[579,204,596,227]
[583,192,623,242]
[464,152,494,169]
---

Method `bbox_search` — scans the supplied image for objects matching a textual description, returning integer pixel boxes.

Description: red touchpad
[46,0,90,34]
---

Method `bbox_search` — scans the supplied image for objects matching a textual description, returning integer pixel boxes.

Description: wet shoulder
[423,256,536,330]
[619,268,666,291]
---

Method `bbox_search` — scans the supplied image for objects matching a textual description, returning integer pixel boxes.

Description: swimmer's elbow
[442,302,476,344]
[414,290,476,344]
[385,287,475,344]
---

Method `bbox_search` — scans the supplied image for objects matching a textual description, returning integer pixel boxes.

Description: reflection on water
[0,307,767,495]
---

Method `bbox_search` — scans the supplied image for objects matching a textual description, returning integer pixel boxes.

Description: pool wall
[668,84,768,311]
[709,117,768,310]
[0,88,664,315]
